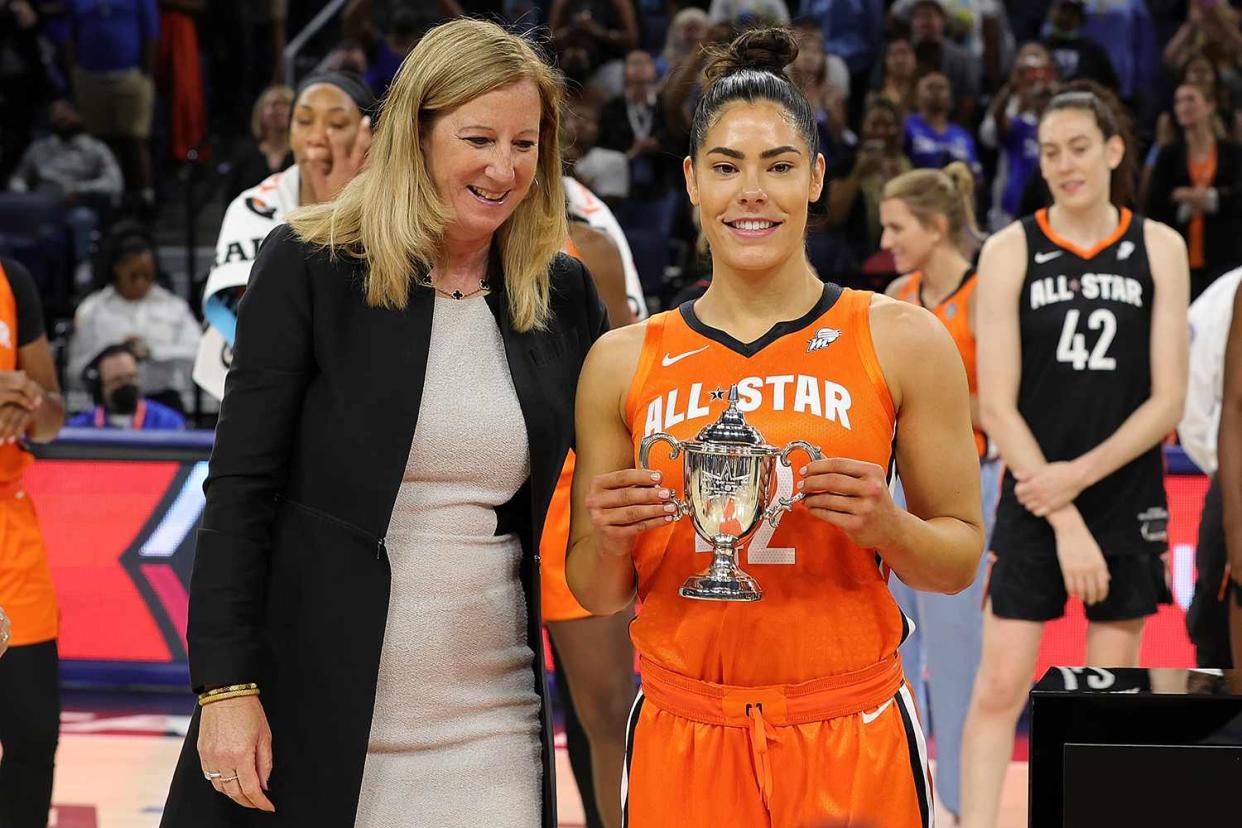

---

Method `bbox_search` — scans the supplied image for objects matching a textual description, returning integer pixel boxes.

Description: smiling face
[1038,107,1123,210]
[880,197,942,274]
[684,100,825,274]
[290,83,364,176]
[423,80,542,247]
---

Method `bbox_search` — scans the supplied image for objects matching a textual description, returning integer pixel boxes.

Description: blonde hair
[289,19,568,331]
[882,162,979,250]
[251,84,295,141]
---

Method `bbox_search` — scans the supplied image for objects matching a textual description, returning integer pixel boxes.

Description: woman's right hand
[302,116,373,204]
[586,469,678,558]
[198,695,276,812]
[1052,513,1110,606]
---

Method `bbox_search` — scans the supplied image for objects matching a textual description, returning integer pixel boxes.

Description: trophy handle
[764,440,824,528]
[638,432,687,519]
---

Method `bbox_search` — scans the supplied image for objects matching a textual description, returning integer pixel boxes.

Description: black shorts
[986,550,1171,623]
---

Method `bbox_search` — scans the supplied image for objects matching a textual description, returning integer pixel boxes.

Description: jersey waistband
[638,652,905,727]
[638,653,906,811]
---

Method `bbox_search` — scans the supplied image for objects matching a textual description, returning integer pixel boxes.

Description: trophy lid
[695,385,765,446]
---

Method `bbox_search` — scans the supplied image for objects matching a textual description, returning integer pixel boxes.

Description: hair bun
[703,27,798,84]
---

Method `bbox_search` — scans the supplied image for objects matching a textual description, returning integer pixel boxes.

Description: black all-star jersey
[992,209,1168,558]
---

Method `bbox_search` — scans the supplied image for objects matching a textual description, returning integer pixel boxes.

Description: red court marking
[141,563,190,651]
[49,805,98,828]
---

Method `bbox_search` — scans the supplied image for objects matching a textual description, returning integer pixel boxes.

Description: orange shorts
[0,479,57,647]
[540,453,591,623]
[622,655,933,828]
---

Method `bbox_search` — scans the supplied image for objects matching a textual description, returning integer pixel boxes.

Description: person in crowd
[881,163,992,825]
[567,97,629,204]
[1180,265,1242,668]
[962,88,1189,828]
[904,71,982,174]
[1041,0,1118,91]
[981,43,1058,231]
[796,0,885,89]
[891,0,1014,96]
[66,0,159,212]
[68,222,200,412]
[0,0,51,184]
[1221,272,1242,668]
[68,343,186,430]
[549,0,639,88]
[226,84,293,202]
[1145,82,1242,300]
[657,6,708,79]
[826,97,913,265]
[1076,0,1157,109]
[0,255,65,828]
[789,18,851,156]
[8,99,123,284]
[363,5,427,99]
[160,19,606,827]
[870,35,920,117]
[707,0,790,27]
[1162,0,1242,105]
[597,50,672,204]
[569,27,983,827]
[906,0,980,123]
[193,72,375,401]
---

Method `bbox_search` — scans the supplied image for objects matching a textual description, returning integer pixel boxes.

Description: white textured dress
[353,295,543,827]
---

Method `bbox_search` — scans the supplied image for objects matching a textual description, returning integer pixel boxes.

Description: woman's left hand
[799,457,900,549]
[1013,460,1089,517]
[0,604,10,658]
[303,116,373,204]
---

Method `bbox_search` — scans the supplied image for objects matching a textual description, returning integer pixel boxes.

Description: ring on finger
[204,770,223,780]
[219,774,240,783]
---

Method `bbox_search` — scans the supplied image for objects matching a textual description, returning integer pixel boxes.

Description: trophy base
[679,572,763,602]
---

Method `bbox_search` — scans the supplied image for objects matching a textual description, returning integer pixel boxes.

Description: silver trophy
[639,385,823,601]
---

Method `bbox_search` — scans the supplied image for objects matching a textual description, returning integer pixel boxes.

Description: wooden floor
[36,704,1032,828]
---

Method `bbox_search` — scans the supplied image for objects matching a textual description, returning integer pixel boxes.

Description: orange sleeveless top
[0,261,31,482]
[625,286,904,685]
[894,270,985,458]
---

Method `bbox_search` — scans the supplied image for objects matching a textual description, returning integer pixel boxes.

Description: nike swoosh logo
[860,699,895,725]
[662,345,710,367]
[1034,251,1063,264]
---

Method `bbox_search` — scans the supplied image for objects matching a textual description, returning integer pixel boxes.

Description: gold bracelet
[198,683,258,701]
[198,688,261,707]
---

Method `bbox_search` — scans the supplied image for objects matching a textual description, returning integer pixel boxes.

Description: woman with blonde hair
[161,18,605,828]
[227,84,295,200]
[880,161,993,823]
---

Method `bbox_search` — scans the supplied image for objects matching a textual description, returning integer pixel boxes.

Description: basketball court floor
[33,690,1030,827]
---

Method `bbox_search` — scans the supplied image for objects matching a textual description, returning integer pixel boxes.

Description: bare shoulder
[1143,217,1188,259]
[978,219,1027,267]
[582,318,647,382]
[885,273,913,298]
[868,294,961,409]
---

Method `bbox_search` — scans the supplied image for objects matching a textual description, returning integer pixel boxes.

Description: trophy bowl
[639,386,822,602]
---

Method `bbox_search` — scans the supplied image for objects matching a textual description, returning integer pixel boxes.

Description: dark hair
[689,28,818,158]
[95,220,155,290]
[81,342,138,405]
[1040,80,1135,207]
[295,71,377,119]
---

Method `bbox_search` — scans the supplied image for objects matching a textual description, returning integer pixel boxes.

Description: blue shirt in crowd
[1078,0,1156,101]
[69,0,160,74]
[998,112,1040,219]
[67,399,185,431]
[798,0,885,76]
[903,114,981,175]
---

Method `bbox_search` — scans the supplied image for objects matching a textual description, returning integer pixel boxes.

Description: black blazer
[1145,138,1242,282]
[161,225,607,827]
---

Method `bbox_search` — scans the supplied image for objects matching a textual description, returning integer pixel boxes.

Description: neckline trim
[678,282,844,358]
[1035,207,1132,261]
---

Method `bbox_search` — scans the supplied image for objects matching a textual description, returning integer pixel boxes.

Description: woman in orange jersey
[880,163,996,823]
[566,29,985,828]
[960,88,1189,828]
[0,256,66,828]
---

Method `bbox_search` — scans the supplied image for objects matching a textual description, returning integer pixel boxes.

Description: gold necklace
[433,279,490,301]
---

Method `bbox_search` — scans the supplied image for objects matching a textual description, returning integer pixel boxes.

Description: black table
[1029,667,1242,827]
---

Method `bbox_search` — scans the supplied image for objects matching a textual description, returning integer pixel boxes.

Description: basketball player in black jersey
[959,89,1190,827]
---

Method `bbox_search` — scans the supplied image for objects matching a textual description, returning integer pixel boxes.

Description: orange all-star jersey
[893,269,985,458]
[625,284,906,686]
[0,258,57,647]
